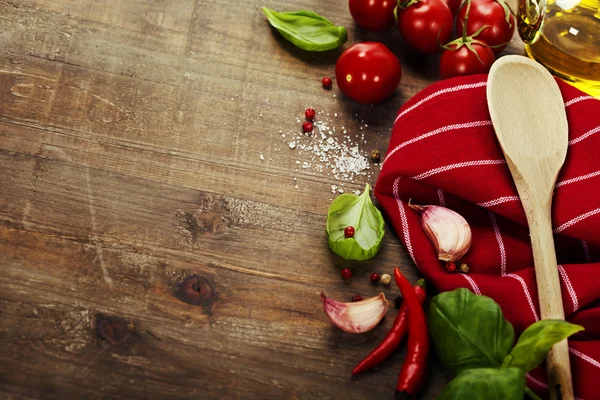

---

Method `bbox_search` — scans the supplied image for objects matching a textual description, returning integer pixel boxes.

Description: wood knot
[95,314,132,344]
[175,275,218,311]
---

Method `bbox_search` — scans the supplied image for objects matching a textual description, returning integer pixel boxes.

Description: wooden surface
[0,0,524,398]
[487,56,571,400]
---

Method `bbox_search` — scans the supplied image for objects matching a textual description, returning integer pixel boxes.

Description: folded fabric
[374,74,600,399]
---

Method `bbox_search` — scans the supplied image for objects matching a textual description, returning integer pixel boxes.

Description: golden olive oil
[524,0,600,97]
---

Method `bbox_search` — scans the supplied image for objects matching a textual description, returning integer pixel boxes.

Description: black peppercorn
[394,296,404,309]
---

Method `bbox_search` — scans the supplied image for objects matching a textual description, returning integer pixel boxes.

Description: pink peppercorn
[302,121,313,133]
[370,273,381,284]
[305,108,316,120]
[446,262,457,273]
[344,226,355,238]
[341,268,352,280]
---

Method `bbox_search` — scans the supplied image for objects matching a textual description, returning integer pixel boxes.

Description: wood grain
[0,0,523,398]
[487,56,571,400]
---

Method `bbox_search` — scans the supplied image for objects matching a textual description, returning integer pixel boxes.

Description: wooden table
[0,0,524,398]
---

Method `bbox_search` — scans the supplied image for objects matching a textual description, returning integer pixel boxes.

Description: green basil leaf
[326,183,384,260]
[506,320,584,372]
[262,7,347,51]
[429,288,514,373]
[438,367,525,400]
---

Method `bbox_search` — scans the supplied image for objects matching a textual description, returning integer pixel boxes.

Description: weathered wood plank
[0,0,524,398]
[0,56,388,206]
[0,223,449,399]
[0,137,438,398]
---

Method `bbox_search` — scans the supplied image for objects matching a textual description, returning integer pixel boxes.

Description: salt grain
[278,108,377,192]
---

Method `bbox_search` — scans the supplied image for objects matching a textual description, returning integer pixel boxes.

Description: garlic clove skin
[321,292,388,333]
[409,204,472,263]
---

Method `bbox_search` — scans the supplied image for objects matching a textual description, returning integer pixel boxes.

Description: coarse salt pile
[280,110,381,194]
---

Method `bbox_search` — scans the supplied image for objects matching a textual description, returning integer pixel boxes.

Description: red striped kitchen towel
[374,74,600,399]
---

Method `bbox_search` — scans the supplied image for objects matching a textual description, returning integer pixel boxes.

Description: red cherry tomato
[335,42,402,104]
[456,0,516,54]
[441,0,461,15]
[439,43,495,79]
[398,0,453,53]
[349,0,396,31]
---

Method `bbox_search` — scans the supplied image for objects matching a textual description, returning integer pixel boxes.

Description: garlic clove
[321,292,388,333]
[409,203,472,263]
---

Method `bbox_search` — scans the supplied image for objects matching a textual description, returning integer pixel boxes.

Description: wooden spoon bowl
[487,55,572,400]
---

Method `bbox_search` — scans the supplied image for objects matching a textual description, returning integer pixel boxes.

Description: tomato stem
[495,0,515,26]
[466,43,485,65]
[462,0,470,41]
[436,27,445,51]
[397,0,420,10]
[441,21,498,52]
[444,0,513,52]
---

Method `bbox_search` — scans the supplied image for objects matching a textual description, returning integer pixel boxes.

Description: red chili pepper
[394,268,429,398]
[352,279,426,376]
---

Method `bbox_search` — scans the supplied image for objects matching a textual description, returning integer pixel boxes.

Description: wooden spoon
[487,55,572,400]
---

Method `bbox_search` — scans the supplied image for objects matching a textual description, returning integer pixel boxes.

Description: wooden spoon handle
[548,340,574,400]
[529,205,573,400]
